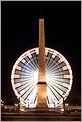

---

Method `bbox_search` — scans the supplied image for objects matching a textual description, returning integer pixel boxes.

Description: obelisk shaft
[36,19,47,108]
[38,19,46,82]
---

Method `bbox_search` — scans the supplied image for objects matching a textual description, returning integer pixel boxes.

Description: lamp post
[1,99,4,107]
[15,103,18,111]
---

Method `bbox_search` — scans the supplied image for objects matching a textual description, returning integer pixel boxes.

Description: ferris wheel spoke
[47,55,60,70]
[46,68,62,77]
[14,76,37,83]
[52,75,63,79]
[15,82,28,89]
[15,69,33,76]
[47,86,58,102]
[47,95,54,105]
[48,83,63,100]
[21,69,35,76]
[19,66,34,74]
[17,65,31,73]
[16,83,30,93]
[51,79,70,86]
[49,56,60,69]
[24,85,36,101]
[45,57,49,66]
[52,77,70,83]
[48,85,59,101]
[50,68,69,75]
[24,58,36,70]
[23,56,36,70]
[27,53,38,70]
[15,67,33,75]
[49,79,68,92]
[20,83,35,98]
[16,81,35,93]
[13,74,33,79]
[25,62,36,71]
[46,58,53,69]
[18,62,34,72]
[46,60,56,71]
[31,53,38,68]
[46,52,53,67]
[22,85,36,101]
[31,59,38,69]
[15,80,34,90]
[26,86,37,103]
[47,80,66,94]
[34,58,38,67]
[54,70,70,76]
[14,79,32,84]
[46,61,60,73]
[55,61,66,70]
[28,60,37,70]
[48,61,66,73]
[25,57,37,68]
[21,60,36,71]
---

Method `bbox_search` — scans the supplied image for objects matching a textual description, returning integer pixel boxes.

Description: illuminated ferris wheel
[11,47,73,108]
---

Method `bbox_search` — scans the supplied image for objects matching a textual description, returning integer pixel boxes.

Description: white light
[15,103,18,106]
[33,71,38,83]
[65,103,69,106]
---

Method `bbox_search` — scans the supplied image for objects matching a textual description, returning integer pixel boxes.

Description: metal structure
[11,47,73,108]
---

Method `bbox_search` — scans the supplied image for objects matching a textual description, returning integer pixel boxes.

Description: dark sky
[1,1,81,105]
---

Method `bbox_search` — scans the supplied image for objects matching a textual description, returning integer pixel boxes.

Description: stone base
[36,103,48,109]
[36,83,48,109]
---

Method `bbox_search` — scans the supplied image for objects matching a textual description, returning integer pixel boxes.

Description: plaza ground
[1,106,81,121]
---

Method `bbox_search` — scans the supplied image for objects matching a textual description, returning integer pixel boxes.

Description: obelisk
[36,18,48,108]
[38,19,46,82]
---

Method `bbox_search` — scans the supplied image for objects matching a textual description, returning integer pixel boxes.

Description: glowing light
[64,74,71,78]
[63,66,69,70]
[15,103,18,106]
[21,59,26,63]
[16,66,21,70]
[61,108,64,112]
[14,74,20,78]
[65,103,69,106]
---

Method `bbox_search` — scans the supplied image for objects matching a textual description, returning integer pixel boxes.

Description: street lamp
[1,100,4,106]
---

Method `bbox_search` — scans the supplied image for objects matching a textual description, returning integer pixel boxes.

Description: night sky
[1,1,81,105]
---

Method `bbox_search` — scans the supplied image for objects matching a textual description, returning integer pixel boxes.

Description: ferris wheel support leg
[19,99,25,112]
[60,97,65,113]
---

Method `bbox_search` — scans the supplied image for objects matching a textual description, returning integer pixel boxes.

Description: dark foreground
[1,110,81,121]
